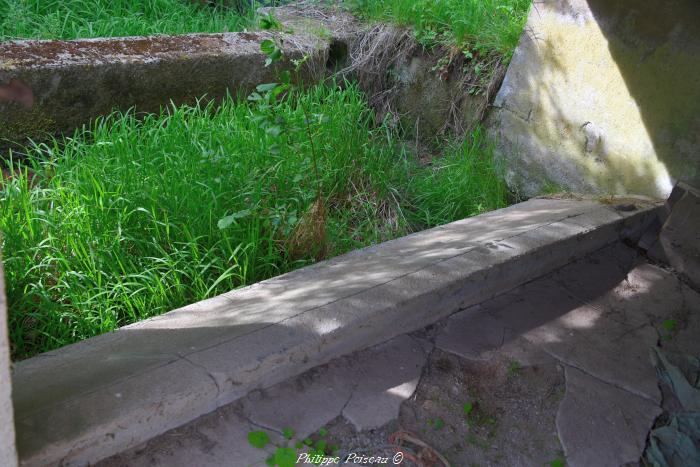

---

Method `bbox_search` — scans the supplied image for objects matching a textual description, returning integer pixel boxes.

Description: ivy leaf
[260,39,276,55]
[463,402,474,416]
[274,447,297,467]
[247,430,270,449]
[315,439,327,452]
[282,427,295,440]
[218,209,252,230]
[257,83,279,93]
[279,70,292,84]
[259,13,281,30]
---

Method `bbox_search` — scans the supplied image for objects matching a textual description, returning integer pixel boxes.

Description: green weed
[344,0,531,58]
[2,82,508,359]
[0,0,252,40]
[507,359,522,376]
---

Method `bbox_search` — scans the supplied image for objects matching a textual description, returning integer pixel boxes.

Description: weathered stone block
[0,30,327,147]
[488,0,700,198]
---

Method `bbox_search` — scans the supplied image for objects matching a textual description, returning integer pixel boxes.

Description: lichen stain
[0,78,34,108]
[0,34,228,64]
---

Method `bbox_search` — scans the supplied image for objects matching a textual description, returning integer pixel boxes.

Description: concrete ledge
[0,30,328,145]
[11,197,661,466]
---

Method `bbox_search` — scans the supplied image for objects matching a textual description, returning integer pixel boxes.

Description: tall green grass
[0,0,252,41]
[345,0,531,57]
[1,84,508,359]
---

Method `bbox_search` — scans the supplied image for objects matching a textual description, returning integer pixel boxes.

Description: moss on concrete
[489,0,700,198]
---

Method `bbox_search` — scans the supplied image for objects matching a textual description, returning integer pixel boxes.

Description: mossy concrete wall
[488,0,700,198]
[0,31,327,148]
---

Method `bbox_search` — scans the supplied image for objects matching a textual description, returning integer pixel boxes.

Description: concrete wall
[0,30,327,148]
[488,0,700,198]
[0,261,18,467]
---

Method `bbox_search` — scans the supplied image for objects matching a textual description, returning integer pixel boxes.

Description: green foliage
[344,0,531,58]
[273,447,296,467]
[662,319,678,332]
[2,82,508,358]
[463,402,474,417]
[427,417,445,430]
[248,430,270,449]
[250,425,335,467]
[0,0,253,41]
[550,458,566,467]
[407,126,510,229]
[259,11,283,31]
[507,359,522,376]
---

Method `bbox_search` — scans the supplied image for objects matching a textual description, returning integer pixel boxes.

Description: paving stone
[100,406,276,467]
[239,358,355,439]
[437,278,583,362]
[439,247,663,402]
[342,335,427,431]
[577,263,693,327]
[436,308,507,360]
[527,310,661,403]
[549,243,642,304]
[557,367,662,467]
[238,335,427,437]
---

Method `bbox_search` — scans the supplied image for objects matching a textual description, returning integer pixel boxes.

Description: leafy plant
[507,359,522,376]
[259,11,283,31]
[463,402,474,417]
[662,319,678,332]
[248,430,270,449]
[249,426,336,467]
[428,417,445,430]
[282,427,295,440]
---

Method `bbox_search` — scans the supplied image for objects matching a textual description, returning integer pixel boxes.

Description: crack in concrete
[544,349,659,405]
[178,354,221,400]
[236,410,285,437]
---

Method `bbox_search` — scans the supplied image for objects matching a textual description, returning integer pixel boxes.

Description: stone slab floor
[100,242,700,467]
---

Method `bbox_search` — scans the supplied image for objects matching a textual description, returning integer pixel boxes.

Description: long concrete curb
[0,29,329,146]
[12,197,661,466]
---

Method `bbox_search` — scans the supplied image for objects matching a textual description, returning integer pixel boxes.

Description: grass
[344,0,531,58]
[1,83,508,359]
[0,0,253,41]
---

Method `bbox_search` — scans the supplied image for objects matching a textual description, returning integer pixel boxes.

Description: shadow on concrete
[491,0,700,197]
[586,0,700,191]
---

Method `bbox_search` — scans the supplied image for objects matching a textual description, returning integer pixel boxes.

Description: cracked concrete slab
[238,355,355,438]
[239,335,427,437]
[100,403,278,467]
[439,244,664,403]
[341,336,427,431]
[99,335,428,467]
[557,366,662,467]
